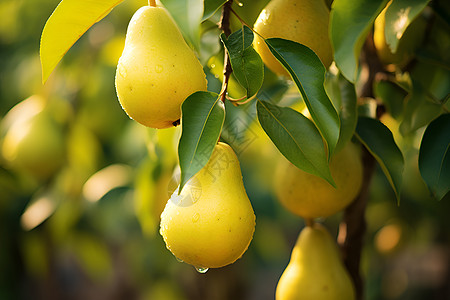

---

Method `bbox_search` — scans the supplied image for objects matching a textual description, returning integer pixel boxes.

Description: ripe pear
[275,142,363,219]
[374,1,426,67]
[276,223,355,300]
[115,5,207,129]
[160,142,256,269]
[253,0,333,77]
[1,96,66,180]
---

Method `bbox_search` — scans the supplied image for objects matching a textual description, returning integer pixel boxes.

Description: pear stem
[148,0,156,7]
[305,218,315,227]
[218,0,233,103]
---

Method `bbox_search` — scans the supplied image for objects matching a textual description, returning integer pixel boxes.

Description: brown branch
[218,0,233,103]
[339,147,376,300]
[339,33,384,300]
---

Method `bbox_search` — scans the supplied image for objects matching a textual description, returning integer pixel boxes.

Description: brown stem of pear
[304,218,315,227]
[339,33,384,300]
[148,0,156,7]
[218,0,233,103]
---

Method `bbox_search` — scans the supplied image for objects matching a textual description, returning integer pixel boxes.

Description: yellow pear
[115,5,207,129]
[253,0,333,77]
[276,223,355,300]
[160,142,256,269]
[275,142,363,219]
[1,96,66,180]
[374,1,426,67]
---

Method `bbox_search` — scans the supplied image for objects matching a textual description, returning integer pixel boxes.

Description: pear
[275,142,363,219]
[1,96,66,180]
[253,0,333,77]
[115,5,207,129]
[276,223,355,300]
[160,142,256,269]
[374,1,426,67]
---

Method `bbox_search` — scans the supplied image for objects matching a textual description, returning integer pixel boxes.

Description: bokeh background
[0,0,449,299]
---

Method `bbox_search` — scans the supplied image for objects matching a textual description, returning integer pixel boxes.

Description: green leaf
[399,80,444,135]
[256,100,334,186]
[40,0,125,83]
[330,0,388,82]
[221,26,264,99]
[161,0,203,49]
[203,0,226,21]
[418,113,450,200]
[265,38,340,159]
[355,117,404,202]
[374,79,407,119]
[178,91,225,192]
[325,72,358,152]
[384,0,430,52]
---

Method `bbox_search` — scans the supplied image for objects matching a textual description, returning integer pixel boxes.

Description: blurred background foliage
[0,0,449,299]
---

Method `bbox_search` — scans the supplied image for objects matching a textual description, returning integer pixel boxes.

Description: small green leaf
[374,79,407,119]
[257,100,334,186]
[384,0,430,52]
[355,117,404,202]
[399,80,444,135]
[221,26,264,99]
[161,0,203,49]
[178,91,225,192]
[418,113,450,200]
[40,0,125,83]
[325,72,358,152]
[203,0,227,21]
[330,0,388,82]
[265,38,340,159]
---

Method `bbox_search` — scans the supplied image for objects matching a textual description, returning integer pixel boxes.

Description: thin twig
[218,0,234,103]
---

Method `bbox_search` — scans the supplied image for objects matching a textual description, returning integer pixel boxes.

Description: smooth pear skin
[160,143,256,269]
[253,0,333,77]
[275,142,363,219]
[115,6,207,128]
[276,224,355,300]
[1,97,65,180]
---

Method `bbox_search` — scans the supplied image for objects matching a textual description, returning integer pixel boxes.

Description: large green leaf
[384,0,430,52]
[161,0,203,49]
[265,38,340,159]
[203,0,226,21]
[178,91,225,192]
[40,0,125,83]
[330,0,388,82]
[325,72,358,152]
[355,117,404,202]
[257,100,334,185]
[418,114,450,200]
[221,26,264,99]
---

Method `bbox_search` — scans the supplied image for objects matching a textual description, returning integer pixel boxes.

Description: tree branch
[218,0,233,103]
[339,33,384,300]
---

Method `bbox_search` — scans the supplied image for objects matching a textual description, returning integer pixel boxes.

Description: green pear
[115,5,207,129]
[160,142,256,269]
[276,223,355,300]
[1,96,66,180]
[253,0,333,77]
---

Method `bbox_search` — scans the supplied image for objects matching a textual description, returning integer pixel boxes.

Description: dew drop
[195,266,209,274]
[192,213,200,223]
[155,64,164,73]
